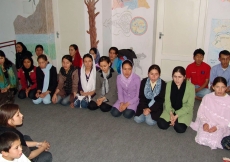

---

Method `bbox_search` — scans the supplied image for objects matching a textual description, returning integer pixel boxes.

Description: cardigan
[36,65,57,97]
[135,78,166,120]
[18,66,37,90]
[160,80,195,126]
[92,68,118,106]
[113,73,141,111]
[57,68,79,97]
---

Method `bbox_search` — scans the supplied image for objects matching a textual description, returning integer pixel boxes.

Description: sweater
[92,68,118,106]
[135,78,166,120]
[160,80,195,126]
[36,66,57,97]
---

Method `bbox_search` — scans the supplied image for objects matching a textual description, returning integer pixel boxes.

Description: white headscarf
[80,54,96,93]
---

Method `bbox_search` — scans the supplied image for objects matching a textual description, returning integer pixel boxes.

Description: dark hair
[122,60,133,68]
[37,54,48,62]
[219,50,230,58]
[0,104,19,127]
[193,48,205,57]
[70,44,79,51]
[98,56,111,65]
[22,56,34,67]
[148,64,161,75]
[109,47,119,55]
[89,48,97,54]
[172,66,186,77]
[35,44,44,51]
[213,76,227,87]
[0,132,20,152]
[83,53,93,61]
[16,42,27,52]
[0,50,13,69]
[62,55,72,63]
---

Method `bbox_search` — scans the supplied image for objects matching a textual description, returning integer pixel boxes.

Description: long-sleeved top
[18,66,37,90]
[36,65,57,97]
[190,92,230,149]
[92,68,118,106]
[210,63,230,86]
[160,80,195,126]
[113,73,140,111]
[135,78,166,120]
[56,68,79,98]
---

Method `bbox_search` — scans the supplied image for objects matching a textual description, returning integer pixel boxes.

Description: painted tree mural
[84,0,100,48]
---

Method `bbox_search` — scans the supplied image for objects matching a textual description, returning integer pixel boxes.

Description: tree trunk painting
[84,0,100,48]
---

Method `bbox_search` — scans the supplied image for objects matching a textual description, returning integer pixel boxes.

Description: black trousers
[88,100,112,112]
[110,107,135,119]
[157,118,187,133]
[18,89,37,99]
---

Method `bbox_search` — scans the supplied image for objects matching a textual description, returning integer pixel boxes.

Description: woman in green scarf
[0,50,17,106]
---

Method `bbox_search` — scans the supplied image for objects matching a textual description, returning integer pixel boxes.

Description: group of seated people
[0,42,230,161]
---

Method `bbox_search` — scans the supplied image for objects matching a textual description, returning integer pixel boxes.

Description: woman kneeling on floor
[52,55,79,108]
[88,56,118,112]
[134,64,166,125]
[111,60,140,119]
[18,56,37,100]
[74,54,96,108]
[191,77,230,149]
[33,55,57,105]
[157,66,195,133]
[0,104,52,162]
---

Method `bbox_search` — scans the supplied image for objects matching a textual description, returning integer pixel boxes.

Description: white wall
[111,0,156,78]
[204,0,230,66]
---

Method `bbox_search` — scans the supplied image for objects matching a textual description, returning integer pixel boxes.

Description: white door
[155,0,208,81]
[52,0,87,70]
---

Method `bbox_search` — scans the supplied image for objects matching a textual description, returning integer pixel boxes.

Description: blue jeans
[195,85,211,98]
[57,95,70,106]
[74,98,89,108]
[134,114,157,126]
[33,94,51,104]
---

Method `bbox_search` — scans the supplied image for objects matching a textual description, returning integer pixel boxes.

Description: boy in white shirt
[0,132,30,162]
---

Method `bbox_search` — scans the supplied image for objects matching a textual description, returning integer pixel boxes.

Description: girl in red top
[69,44,82,68]
[18,56,37,99]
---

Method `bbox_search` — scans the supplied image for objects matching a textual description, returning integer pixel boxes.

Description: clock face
[130,17,148,35]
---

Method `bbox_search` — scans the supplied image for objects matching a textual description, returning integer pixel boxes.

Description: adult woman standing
[88,56,118,112]
[89,47,100,70]
[0,50,17,106]
[108,47,122,74]
[111,60,140,119]
[134,64,166,125]
[18,56,37,99]
[74,54,96,108]
[69,44,82,68]
[33,55,57,105]
[0,104,52,162]
[15,42,32,70]
[191,77,230,149]
[52,55,79,108]
[157,66,195,133]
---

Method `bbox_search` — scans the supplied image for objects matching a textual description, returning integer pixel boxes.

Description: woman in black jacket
[15,42,32,70]
[33,54,57,104]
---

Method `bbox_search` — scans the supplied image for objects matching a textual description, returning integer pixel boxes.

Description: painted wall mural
[84,0,100,48]
[14,0,56,59]
[112,0,150,10]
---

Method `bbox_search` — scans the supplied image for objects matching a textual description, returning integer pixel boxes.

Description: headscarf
[95,49,101,64]
[80,54,96,93]
[41,63,52,92]
[120,60,134,87]
[72,50,82,68]
[101,68,111,96]
[21,56,34,86]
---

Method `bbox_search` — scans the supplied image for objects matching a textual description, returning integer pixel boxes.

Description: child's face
[193,53,204,65]
[8,110,23,127]
[2,139,22,161]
